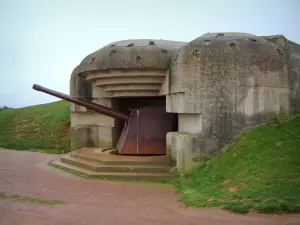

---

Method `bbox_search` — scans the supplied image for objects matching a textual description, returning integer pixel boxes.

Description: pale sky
[1,0,299,108]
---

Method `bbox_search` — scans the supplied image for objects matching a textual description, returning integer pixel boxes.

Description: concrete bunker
[62,40,186,156]
[39,33,300,174]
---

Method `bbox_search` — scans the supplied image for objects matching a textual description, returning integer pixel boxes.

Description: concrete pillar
[166,132,201,173]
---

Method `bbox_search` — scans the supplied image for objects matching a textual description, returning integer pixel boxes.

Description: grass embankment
[176,115,300,214]
[0,100,70,153]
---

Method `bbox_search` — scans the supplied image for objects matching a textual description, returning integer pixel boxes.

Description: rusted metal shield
[117,106,174,155]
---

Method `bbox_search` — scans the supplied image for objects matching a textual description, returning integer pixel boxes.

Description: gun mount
[32,84,175,155]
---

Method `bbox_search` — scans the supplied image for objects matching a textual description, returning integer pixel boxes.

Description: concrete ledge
[71,112,115,127]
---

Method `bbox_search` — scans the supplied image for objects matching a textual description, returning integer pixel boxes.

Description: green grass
[0,192,65,205]
[0,100,70,153]
[176,115,300,214]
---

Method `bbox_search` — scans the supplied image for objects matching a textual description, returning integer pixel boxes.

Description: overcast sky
[1,0,299,108]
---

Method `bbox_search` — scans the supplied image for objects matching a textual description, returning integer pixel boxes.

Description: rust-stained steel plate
[117,106,174,155]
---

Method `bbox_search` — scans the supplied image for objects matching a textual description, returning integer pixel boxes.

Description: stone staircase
[50,148,177,181]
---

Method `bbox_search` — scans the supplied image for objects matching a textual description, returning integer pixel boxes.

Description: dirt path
[0,148,299,225]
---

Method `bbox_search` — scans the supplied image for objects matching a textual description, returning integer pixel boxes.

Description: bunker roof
[75,39,186,78]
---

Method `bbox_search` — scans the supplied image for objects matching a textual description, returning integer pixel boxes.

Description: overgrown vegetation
[176,115,300,214]
[0,100,70,153]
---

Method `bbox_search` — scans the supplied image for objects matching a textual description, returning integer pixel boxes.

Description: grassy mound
[0,101,70,153]
[176,115,300,214]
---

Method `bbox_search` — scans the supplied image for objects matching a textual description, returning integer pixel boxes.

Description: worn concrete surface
[75,39,186,74]
[68,39,185,150]
[0,148,300,225]
[168,32,290,155]
[165,32,300,171]
[166,132,201,173]
[67,33,300,173]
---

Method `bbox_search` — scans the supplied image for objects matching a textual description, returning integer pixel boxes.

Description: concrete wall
[258,35,300,115]
[69,67,117,150]
[288,40,300,113]
[166,32,293,172]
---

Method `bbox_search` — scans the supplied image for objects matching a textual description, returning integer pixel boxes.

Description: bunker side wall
[167,33,294,173]
[70,68,116,150]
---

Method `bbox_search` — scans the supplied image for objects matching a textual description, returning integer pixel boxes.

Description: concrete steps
[71,151,173,166]
[50,148,177,181]
[61,155,172,173]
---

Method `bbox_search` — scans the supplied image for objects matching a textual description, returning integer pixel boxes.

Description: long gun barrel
[32,84,130,121]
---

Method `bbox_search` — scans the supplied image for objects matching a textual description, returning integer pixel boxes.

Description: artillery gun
[32,84,174,155]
